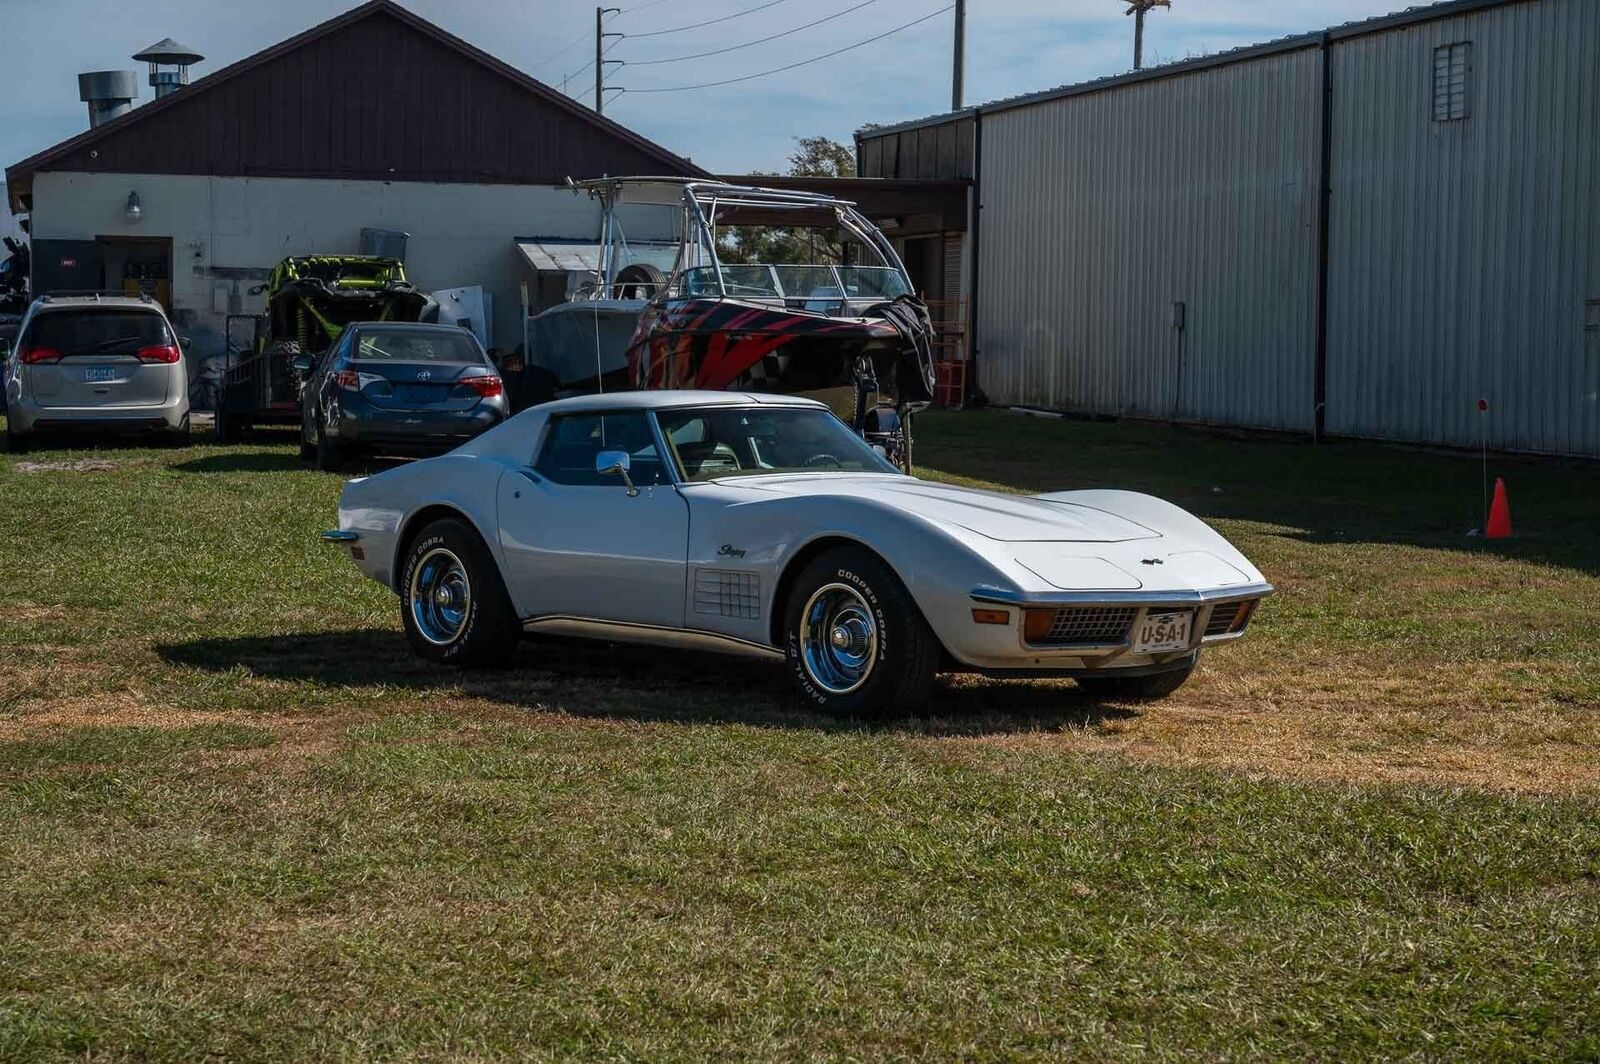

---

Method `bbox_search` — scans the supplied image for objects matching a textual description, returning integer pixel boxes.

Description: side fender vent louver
[693,569,760,620]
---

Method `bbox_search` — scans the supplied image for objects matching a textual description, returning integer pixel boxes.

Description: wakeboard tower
[528,177,937,471]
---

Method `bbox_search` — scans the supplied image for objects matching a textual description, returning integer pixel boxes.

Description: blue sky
[5,0,1438,179]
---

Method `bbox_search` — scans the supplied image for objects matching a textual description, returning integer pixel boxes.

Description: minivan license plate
[84,366,117,383]
[1134,611,1192,654]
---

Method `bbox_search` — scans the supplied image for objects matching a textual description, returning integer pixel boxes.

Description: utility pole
[952,0,966,110]
[1124,0,1171,70]
[595,6,621,115]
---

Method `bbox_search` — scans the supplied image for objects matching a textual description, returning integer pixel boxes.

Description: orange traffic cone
[1485,477,1513,539]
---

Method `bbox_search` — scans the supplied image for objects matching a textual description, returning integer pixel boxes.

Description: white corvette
[323,391,1272,715]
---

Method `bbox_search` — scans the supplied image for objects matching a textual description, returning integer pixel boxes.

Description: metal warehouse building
[859,0,1599,457]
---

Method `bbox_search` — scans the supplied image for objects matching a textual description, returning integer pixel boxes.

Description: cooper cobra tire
[1076,657,1197,701]
[399,517,519,668]
[783,546,939,717]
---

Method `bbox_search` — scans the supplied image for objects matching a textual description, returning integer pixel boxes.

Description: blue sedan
[297,322,509,470]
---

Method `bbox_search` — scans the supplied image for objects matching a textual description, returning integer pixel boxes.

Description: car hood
[714,475,1161,543]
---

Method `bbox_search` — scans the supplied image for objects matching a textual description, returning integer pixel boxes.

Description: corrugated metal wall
[976,50,1323,431]
[1326,0,1600,455]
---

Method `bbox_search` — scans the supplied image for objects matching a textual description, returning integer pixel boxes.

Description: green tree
[719,136,855,265]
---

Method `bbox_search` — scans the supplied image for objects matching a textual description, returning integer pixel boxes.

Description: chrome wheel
[799,583,878,695]
[409,547,472,646]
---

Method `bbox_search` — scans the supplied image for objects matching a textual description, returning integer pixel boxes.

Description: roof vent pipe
[133,38,204,99]
[78,70,139,128]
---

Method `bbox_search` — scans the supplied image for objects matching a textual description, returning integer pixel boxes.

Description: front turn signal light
[971,608,1011,626]
[1022,609,1057,643]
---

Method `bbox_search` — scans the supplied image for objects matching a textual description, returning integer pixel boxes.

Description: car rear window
[354,330,483,364]
[26,308,172,355]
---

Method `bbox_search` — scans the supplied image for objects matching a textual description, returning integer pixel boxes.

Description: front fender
[679,486,1022,654]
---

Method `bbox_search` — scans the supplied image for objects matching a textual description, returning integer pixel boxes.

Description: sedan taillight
[135,344,182,364]
[334,369,362,390]
[18,346,62,364]
[461,375,503,399]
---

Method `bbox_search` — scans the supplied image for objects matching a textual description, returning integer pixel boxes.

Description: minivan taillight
[461,375,503,399]
[19,346,62,364]
[135,344,182,364]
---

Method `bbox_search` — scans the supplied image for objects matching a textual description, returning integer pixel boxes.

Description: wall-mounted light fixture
[124,190,142,224]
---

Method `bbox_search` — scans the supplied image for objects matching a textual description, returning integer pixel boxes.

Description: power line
[621,5,953,93]
[627,0,791,40]
[560,34,623,91]
[530,29,592,72]
[626,0,885,66]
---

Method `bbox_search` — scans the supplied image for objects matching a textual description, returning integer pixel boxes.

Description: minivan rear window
[355,330,483,364]
[27,309,172,355]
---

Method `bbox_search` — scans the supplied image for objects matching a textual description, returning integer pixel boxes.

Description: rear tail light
[18,346,62,364]
[135,344,181,364]
[334,369,362,390]
[461,374,503,399]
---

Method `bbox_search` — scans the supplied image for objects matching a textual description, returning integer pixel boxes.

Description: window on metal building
[1432,42,1472,122]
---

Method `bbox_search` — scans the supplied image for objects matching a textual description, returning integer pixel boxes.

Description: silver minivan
[2,294,190,451]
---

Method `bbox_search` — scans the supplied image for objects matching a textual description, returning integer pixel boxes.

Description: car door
[496,410,690,628]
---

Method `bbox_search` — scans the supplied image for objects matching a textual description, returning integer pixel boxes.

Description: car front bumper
[938,581,1275,674]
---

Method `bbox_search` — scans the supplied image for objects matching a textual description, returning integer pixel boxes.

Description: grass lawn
[1,411,1597,1060]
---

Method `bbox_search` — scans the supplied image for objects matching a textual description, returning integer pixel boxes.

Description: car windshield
[354,330,482,364]
[27,308,171,355]
[656,406,899,482]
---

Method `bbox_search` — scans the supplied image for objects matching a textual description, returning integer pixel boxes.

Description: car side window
[534,413,670,487]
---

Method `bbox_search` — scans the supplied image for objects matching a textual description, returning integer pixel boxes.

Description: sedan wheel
[314,418,343,472]
[783,546,939,717]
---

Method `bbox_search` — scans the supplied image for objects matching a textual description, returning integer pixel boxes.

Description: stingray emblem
[1141,558,1164,566]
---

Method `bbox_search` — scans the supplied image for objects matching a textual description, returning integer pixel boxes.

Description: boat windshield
[674,264,911,306]
[656,406,899,482]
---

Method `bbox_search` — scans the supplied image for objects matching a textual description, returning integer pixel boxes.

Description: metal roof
[857,0,1537,140]
[517,241,605,274]
[8,0,706,212]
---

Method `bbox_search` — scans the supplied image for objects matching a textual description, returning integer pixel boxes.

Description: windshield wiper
[85,335,147,353]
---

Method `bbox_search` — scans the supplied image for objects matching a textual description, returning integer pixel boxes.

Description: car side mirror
[290,354,316,375]
[596,450,639,497]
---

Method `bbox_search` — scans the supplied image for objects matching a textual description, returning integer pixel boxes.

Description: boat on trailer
[526,177,937,470]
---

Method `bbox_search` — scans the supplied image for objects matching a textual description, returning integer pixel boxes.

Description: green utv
[214,256,436,442]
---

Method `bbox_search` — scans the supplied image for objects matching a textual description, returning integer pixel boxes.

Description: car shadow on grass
[156,629,1138,737]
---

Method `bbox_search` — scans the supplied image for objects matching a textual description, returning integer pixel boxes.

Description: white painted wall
[30,171,670,368]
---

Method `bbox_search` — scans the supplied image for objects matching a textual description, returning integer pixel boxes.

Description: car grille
[1031,606,1139,646]
[1204,601,1251,637]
